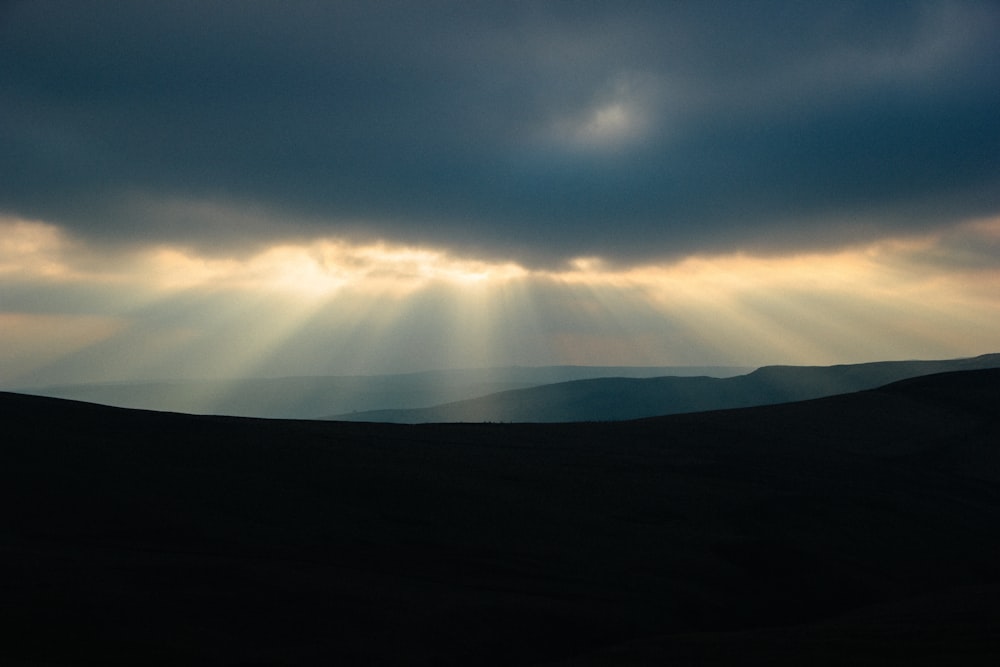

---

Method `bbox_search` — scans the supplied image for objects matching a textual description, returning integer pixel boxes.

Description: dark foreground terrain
[3,369,1000,665]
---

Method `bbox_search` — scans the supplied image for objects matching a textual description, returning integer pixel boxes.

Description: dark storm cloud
[2,1,999,266]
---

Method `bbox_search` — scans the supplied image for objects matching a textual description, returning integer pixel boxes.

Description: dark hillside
[3,369,1000,664]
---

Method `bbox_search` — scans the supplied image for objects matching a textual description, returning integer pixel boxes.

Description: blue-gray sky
[2,1,1000,385]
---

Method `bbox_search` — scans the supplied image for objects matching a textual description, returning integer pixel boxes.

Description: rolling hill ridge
[332,353,1000,422]
[11,364,749,419]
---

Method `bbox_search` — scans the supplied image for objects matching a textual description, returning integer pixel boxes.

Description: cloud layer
[4,213,999,386]
[3,1,998,266]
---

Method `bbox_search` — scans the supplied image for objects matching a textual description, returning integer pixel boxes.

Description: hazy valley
[13,365,750,420]
[15,355,1000,424]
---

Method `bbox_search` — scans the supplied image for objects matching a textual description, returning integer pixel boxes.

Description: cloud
[3,213,999,386]
[1,2,998,267]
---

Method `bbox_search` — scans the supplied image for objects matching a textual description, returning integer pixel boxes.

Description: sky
[2,1,1000,387]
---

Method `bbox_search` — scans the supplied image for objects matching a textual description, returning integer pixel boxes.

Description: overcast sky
[2,1,999,386]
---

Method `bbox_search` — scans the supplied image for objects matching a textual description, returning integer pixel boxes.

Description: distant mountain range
[11,365,750,419]
[4,368,1000,664]
[13,355,1000,423]
[332,353,1000,422]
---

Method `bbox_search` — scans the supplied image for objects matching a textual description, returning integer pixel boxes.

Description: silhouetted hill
[3,368,1000,664]
[12,365,749,419]
[334,353,1000,422]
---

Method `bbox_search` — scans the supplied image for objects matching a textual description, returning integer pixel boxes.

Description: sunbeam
[3,215,1000,389]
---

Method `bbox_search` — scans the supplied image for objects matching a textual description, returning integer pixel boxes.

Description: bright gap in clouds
[2,216,999,387]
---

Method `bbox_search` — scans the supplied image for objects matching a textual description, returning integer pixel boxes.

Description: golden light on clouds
[152,239,528,297]
[1,217,528,296]
[0,218,77,280]
[2,215,999,385]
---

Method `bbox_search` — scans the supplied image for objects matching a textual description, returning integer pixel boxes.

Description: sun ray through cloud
[3,211,1000,389]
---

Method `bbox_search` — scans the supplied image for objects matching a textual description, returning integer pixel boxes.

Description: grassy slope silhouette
[3,368,1000,665]
[333,353,1000,422]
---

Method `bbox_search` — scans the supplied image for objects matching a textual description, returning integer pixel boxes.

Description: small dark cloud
[2,1,999,266]
[899,220,1000,272]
